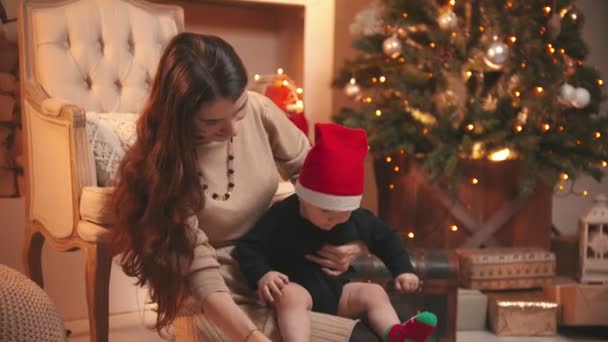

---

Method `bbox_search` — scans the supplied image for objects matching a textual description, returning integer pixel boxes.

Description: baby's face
[299,200,352,230]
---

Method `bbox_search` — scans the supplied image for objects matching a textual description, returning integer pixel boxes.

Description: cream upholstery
[19,1,184,341]
[20,0,183,240]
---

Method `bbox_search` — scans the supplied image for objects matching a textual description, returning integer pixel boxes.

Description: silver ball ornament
[572,87,591,108]
[343,79,362,99]
[383,34,403,58]
[484,41,510,70]
[437,10,458,30]
[560,83,576,103]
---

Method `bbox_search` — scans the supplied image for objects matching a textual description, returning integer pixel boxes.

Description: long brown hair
[110,32,247,332]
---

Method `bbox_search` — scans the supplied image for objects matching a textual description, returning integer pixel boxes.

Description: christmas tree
[334,0,606,194]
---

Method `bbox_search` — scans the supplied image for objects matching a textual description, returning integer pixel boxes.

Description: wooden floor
[65,311,608,342]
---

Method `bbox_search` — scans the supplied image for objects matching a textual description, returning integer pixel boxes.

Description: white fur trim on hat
[295,180,362,211]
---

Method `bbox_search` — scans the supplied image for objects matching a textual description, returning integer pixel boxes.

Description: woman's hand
[394,273,420,294]
[305,241,368,276]
[257,271,289,304]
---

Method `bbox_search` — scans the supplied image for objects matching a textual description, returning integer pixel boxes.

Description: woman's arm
[185,216,270,341]
[202,292,269,341]
[258,94,310,182]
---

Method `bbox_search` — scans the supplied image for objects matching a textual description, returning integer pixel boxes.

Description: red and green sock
[383,311,437,342]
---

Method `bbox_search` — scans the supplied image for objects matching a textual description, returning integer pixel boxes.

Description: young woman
[110,32,379,341]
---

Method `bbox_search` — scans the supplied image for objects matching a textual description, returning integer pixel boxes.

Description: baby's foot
[385,311,437,342]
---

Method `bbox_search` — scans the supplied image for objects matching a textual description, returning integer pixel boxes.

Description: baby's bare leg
[337,282,400,337]
[274,282,313,342]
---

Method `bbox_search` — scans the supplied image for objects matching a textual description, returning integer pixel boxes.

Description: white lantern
[579,194,608,283]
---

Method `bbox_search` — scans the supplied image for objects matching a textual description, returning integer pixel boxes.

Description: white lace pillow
[86,112,138,186]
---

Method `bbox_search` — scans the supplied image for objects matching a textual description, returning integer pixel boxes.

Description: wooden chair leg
[85,243,112,342]
[22,222,45,288]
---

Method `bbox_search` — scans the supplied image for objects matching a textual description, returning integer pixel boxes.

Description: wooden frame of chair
[17,1,184,341]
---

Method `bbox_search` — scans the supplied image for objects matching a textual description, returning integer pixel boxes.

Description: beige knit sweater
[184,91,356,341]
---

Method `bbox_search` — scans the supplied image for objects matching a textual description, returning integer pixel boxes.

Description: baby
[236,123,437,342]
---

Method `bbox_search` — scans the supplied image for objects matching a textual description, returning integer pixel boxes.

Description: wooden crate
[374,156,552,249]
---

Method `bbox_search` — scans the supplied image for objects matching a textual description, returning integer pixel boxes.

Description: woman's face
[194,92,248,143]
[299,199,352,231]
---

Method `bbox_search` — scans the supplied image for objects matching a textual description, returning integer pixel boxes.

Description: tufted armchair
[17,0,183,341]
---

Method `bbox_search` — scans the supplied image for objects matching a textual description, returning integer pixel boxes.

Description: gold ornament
[517,108,529,125]
[437,8,458,30]
[410,108,437,125]
[383,34,403,58]
[471,142,486,159]
[482,95,498,111]
[343,78,362,99]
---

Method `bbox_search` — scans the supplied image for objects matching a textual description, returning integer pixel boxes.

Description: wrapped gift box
[544,278,608,326]
[457,289,488,331]
[487,291,558,336]
[458,248,555,290]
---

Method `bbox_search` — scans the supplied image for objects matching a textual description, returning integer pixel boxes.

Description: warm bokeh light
[470,178,479,185]
[560,173,569,181]
[379,76,387,83]
[543,6,551,14]
[407,232,415,239]
[466,124,475,131]
[375,109,382,116]
[488,148,511,161]
[277,68,284,75]
[394,166,400,172]
[386,156,392,163]
[389,183,395,190]
[515,125,523,133]
[509,36,517,44]
[535,86,544,94]
[363,96,372,103]
[254,74,261,81]
[450,225,459,232]
[595,132,601,139]
[296,87,303,94]
[282,80,289,86]
[602,160,608,168]
[542,123,551,132]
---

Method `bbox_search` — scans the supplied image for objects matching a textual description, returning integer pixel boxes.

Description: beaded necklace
[197,137,235,201]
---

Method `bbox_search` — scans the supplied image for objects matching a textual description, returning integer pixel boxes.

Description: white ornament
[560,83,576,103]
[437,9,458,30]
[349,0,386,36]
[484,41,510,70]
[383,34,403,58]
[572,87,591,108]
[343,78,362,99]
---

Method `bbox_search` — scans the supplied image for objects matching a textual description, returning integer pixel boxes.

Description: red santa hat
[295,123,368,211]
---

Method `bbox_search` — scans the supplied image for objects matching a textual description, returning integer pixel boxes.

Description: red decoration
[262,74,309,136]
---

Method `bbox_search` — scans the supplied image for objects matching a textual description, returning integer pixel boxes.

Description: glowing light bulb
[560,173,569,181]
[277,68,284,75]
[254,74,261,81]
[379,76,387,83]
[536,86,544,94]
[488,148,511,161]
[407,232,415,239]
[470,178,479,185]
[595,132,601,139]
[394,166,400,172]
[296,87,303,94]
[389,184,395,190]
[466,124,475,132]
[515,125,523,133]
[386,156,392,163]
[375,109,382,116]
[282,80,289,86]
[450,225,459,232]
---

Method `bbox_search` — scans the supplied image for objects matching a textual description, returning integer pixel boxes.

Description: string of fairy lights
[342,1,606,241]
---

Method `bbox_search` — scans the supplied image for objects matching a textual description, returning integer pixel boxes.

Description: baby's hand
[394,273,420,293]
[257,271,289,304]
